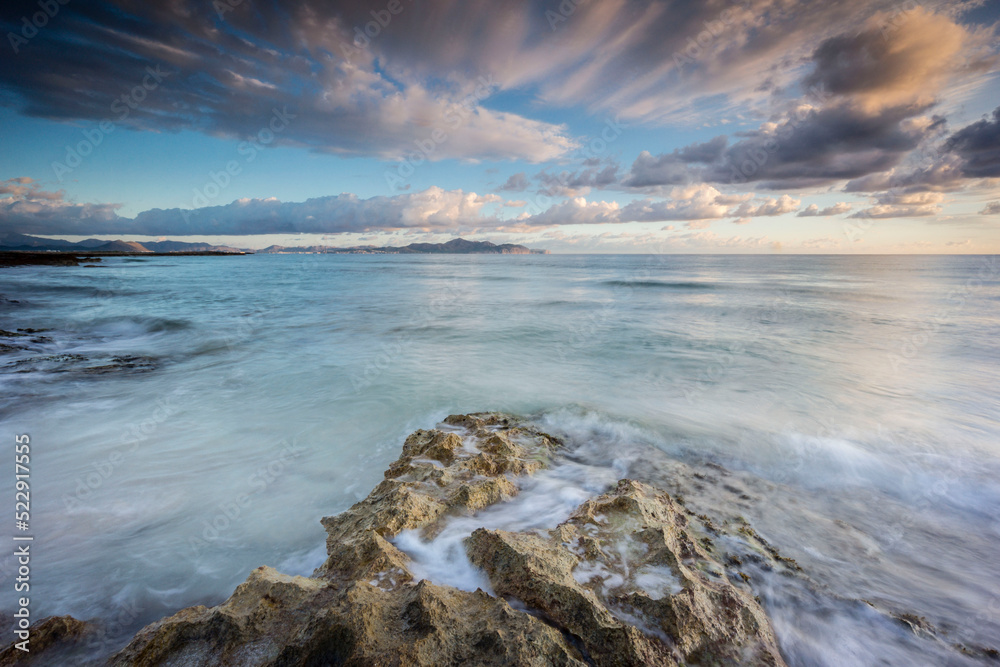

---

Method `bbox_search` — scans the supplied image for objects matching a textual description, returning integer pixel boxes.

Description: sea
[1,253,998,665]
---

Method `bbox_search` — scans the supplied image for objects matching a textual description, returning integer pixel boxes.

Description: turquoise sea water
[1,254,998,664]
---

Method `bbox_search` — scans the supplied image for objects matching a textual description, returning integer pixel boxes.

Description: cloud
[617,185,736,222]
[621,137,728,189]
[337,0,910,123]
[729,195,801,217]
[515,197,620,226]
[619,8,993,191]
[5,0,992,166]
[0,183,503,235]
[0,2,576,162]
[498,172,530,192]
[797,202,853,216]
[842,152,967,194]
[944,106,1000,177]
[659,231,771,250]
[685,220,712,230]
[850,191,944,218]
[1,183,122,234]
[802,7,980,112]
[0,177,63,200]
[516,185,800,227]
[979,201,1000,215]
[0,177,806,234]
[620,102,941,190]
[536,164,619,197]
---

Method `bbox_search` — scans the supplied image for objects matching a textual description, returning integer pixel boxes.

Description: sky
[1,0,999,253]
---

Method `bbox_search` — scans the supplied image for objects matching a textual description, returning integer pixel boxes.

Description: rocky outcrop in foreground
[12,414,789,666]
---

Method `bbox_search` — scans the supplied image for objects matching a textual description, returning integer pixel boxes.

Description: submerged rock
[35,413,791,665]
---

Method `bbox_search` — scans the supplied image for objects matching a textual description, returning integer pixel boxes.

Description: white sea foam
[393,454,619,592]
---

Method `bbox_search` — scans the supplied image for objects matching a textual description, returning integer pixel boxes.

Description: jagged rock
[466,479,786,666]
[101,413,787,666]
[0,615,97,666]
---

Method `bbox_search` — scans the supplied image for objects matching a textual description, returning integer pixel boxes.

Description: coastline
[0,252,247,268]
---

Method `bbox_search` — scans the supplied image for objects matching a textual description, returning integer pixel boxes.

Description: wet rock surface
[0,252,101,268]
[0,328,157,374]
[0,616,99,666]
[90,413,789,666]
[466,478,786,666]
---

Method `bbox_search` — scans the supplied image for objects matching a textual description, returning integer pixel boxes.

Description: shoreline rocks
[104,413,788,666]
[6,413,792,665]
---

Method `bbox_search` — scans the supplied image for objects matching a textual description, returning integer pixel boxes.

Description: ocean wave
[602,279,716,289]
[88,315,192,335]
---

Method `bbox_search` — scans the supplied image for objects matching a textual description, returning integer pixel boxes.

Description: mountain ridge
[0,234,548,255]
[257,238,548,254]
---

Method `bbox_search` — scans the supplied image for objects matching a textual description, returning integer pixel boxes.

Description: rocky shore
[6,413,801,665]
[11,412,996,665]
[0,252,101,268]
[11,412,998,665]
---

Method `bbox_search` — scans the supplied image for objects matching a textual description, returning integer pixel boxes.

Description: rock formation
[6,413,790,665]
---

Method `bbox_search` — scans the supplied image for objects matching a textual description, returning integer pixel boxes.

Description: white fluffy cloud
[851,192,944,218]
[515,186,803,227]
[797,202,853,217]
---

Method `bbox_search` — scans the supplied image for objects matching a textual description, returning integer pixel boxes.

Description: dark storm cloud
[1,0,951,162]
[624,103,929,190]
[1,0,996,235]
[944,106,1000,178]
[621,5,994,192]
[0,0,576,161]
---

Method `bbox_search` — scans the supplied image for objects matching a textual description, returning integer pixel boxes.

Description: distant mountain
[257,238,548,255]
[142,240,242,253]
[0,233,80,249]
[93,240,151,252]
[0,234,242,254]
[0,234,544,255]
[402,239,543,254]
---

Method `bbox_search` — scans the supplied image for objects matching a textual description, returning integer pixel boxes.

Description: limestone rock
[466,479,786,666]
[0,615,97,666]
[103,413,788,666]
